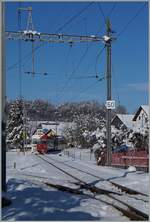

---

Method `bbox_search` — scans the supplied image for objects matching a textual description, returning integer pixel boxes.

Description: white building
[111,114,134,130]
[132,105,149,134]
[29,121,74,137]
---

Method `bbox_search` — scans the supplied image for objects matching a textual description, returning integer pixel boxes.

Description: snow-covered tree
[63,112,106,148]
[128,130,149,152]
[92,135,107,165]
[6,99,24,150]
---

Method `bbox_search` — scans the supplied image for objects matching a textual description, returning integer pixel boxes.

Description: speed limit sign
[106,100,115,109]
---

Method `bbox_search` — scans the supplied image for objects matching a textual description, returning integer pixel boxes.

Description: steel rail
[44,154,148,198]
[9,155,149,221]
[35,154,149,220]
[36,154,121,195]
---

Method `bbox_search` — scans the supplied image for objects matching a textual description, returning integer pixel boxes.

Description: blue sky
[5,1,148,113]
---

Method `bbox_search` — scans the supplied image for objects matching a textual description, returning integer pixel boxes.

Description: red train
[31,129,58,154]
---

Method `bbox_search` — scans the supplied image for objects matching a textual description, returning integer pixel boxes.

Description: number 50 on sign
[106,100,115,109]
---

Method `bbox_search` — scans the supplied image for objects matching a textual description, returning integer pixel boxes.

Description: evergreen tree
[6,99,24,150]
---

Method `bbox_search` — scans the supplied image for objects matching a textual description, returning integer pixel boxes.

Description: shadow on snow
[2,178,100,221]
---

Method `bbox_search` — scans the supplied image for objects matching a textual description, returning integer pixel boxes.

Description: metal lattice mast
[25,7,34,31]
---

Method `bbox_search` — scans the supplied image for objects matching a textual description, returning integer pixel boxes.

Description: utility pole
[1,1,6,192]
[105,19,113,166]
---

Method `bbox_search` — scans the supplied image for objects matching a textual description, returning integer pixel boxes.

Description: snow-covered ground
[2,149,149,221]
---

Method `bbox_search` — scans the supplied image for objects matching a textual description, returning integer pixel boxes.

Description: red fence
[111,150,149,170]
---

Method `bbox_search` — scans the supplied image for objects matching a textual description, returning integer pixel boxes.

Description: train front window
[40,141,47,145]
[32,139,38,144]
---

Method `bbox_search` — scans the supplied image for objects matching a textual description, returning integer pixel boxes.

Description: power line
[71,80,99,101]
[96,2,117,35]
[50,6,66,32]
[65,46,105,80]
[55,38,102,102]
[56,43,92,101]
[7,2,147,106]
[7,41,46,72]
[97,2,106,25]
[111,2,147,107]
[55,26,106,101]
[53,2,116,102]
[56,45,105,102]
[73,31,105,81]
[56,2,94,33]
[71,45,105,80]
[64,45,73,77]
[107,2,117,18]
[117,2,147,38]
[65,76,105,102]
[112,63,120,105]
[95,45,106,76]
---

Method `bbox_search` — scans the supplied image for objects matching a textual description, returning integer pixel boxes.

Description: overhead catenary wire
[92,3,116,79]
[112,63,120,106]
[64,45,73,77]
[7,2,147,107]
[7,42,46,72]
[95,45,106,77]
[56,2,94,33]
[7,2,94,72]
[55,43,92,101]
[55,17,108,101]
[111,2,147,110]
[96,2,117,35]
[70,45,105,80]
[65,75,106,103]
[79,1,116,79]
[96,2,107,25]
[94,2,146,110]
[107,2,117,18]
[55,37,103,103]
[69,80,99,102]
[117,2,147,38]
[7,1,145,74]
[25,3,94,76]
[55,17,108,102]
[47,3,99,103]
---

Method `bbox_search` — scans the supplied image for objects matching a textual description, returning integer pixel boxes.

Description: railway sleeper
[80,183,122,196]
[107,194,149,221]
[35,155,148,220]
[45,182,84,195]
[113,205,148,221]
[45,182,148,221]
[110,181,148,196]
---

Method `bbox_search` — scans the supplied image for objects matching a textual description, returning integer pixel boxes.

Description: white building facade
[132,105,149,134]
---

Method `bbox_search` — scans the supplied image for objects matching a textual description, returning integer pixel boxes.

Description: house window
[139,116,141,120]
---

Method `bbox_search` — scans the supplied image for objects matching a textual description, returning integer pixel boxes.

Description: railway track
[44,154,148,198]
[34,154,149,220]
